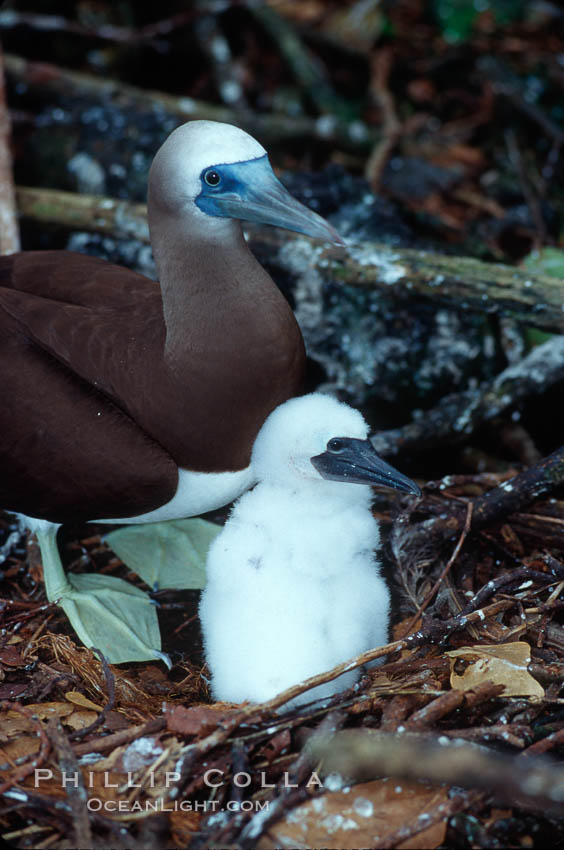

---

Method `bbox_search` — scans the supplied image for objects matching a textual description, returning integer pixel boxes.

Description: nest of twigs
[0,466,563,849]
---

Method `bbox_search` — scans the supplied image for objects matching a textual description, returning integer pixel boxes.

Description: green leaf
[104,518,222,590]
[523,247,564,279]
[432,0,526,43]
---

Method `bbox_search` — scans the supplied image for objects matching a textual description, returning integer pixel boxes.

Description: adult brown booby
[0,120,342,664]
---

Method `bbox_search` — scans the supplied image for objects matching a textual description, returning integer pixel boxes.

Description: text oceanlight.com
[86,799,269,812]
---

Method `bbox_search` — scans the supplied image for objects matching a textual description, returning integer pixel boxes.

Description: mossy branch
[15,186,564,335]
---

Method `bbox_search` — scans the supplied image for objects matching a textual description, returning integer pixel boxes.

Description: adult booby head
[200,393,419,709]
[148,121,344,248]
[0,121,342,664]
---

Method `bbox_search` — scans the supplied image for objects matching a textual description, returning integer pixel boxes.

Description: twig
[404,501,473,634]
[247,2,346,116]
[5,54,373,151]
[309,729,564,816]
[366,48,401,189]
[168,596,515,791]
[479,56,564,147]
[460,566,560,617]
[68,648,115,741]
[521,727,564,757]
[72,716,165,757]
[405,689,465,729]
[505,128,545,247]
[439,724,531,748]
[472,444,564,528]
[237,710,346,849]
[371,339,564,457]
[0,9,194,48]
[46,718,92,847]
[0,43,20,254]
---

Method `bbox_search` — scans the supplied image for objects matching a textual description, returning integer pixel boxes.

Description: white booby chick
[199,393,420,709]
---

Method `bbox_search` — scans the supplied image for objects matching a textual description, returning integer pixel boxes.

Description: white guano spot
[324,772,346,792]
[178,97,196,113]
[347,243,406,284]
[353,796,374,817]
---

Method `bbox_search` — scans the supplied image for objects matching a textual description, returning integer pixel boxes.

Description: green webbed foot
[61,572,169,666]
[36,526,169,666]
[104,517,221,590]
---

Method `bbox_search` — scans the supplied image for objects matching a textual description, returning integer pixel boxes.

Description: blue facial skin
[194,155,343,244]
[195,157,269,219]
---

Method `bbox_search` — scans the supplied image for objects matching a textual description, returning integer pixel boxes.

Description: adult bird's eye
[203,169,221,187]
[327,438,345,453]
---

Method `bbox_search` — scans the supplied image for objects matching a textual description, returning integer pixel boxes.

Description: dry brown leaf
[165,703,239,737]
[258,779,447,850]
[0,646,25,667]
[447,641,545,698]
[0,713,34,740]
[0,683,28,701]
[0,736,41,766]
[6,702,74,720]
[63,710,98,730]
[64,690,103,712]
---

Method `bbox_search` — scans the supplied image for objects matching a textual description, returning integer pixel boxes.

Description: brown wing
[0,252,177,523]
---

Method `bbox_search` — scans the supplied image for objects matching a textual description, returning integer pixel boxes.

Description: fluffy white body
[199,393,393,709]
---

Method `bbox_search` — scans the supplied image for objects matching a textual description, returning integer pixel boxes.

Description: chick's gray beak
[311,438,421,496]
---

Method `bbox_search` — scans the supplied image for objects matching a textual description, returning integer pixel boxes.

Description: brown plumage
[0,245,303,523]
[0,120,342,664]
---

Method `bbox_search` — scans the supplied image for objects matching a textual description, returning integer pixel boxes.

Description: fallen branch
[403,444,564,557]
[274,231,564,335]
[46,718,92,847]
[16,186,149,242]
[0,44,20,254]
[309,728,564,816]
[15,186,564,337]
[372,337,564,457]
[472,444,564,528]
[4,54,372,151]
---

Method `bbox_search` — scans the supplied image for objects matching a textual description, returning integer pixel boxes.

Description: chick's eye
[327,438,345,453]
[203,169,221,187]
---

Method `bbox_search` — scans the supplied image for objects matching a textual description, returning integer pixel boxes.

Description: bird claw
[57,572,165,664]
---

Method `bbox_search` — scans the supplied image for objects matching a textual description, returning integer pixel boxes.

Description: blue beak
[195,155,344,245]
